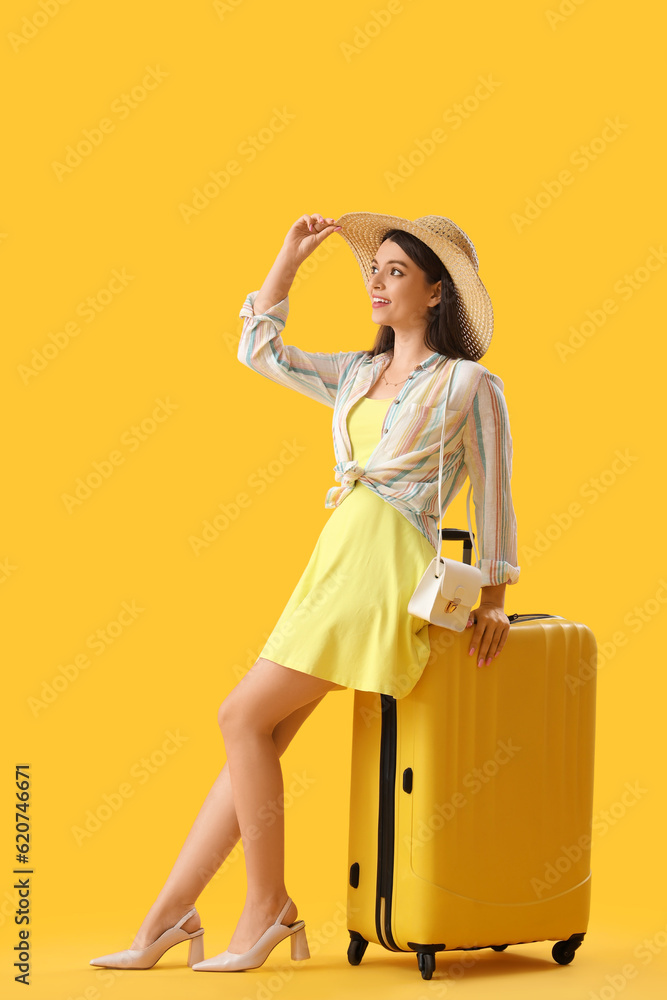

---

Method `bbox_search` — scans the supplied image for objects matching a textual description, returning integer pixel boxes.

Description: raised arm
[238,213,361,408]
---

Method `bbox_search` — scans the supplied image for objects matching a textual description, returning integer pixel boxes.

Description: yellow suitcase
[346,533,597,980]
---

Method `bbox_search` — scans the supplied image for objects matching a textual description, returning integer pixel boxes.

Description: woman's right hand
[281,213,342,270]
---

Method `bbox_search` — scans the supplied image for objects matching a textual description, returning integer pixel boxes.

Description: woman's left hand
[466,603,510,668]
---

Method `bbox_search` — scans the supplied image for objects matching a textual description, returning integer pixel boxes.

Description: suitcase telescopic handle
[440,527,475,566]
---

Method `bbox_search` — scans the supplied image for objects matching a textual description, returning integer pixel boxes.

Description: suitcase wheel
[491,944,509,951]
[347,933,368,966]
[417,952,436,979]
[552,933,585,965]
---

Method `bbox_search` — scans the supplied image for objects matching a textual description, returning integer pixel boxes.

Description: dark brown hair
[367,228,475,362]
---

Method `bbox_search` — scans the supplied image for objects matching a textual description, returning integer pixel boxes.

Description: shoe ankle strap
[274,897,293,925]
[174,907,197,930]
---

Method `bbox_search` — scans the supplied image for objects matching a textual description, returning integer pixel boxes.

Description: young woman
[89,211,520,973]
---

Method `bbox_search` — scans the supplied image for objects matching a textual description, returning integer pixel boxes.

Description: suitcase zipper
[376,694,401,951]
[507,613,560,621]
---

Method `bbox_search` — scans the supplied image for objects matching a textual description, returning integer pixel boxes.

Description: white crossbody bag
[407,359,483,630]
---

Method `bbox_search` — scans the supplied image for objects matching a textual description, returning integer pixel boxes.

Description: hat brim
[334,211,493,360]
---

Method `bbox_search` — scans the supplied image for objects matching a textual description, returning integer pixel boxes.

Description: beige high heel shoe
[89,907,205,969]
[191,896,310,972]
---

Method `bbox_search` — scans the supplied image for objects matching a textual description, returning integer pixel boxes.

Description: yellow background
[2,0,665,997]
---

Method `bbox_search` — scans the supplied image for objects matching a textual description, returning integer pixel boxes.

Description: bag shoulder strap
[435,359,480,574]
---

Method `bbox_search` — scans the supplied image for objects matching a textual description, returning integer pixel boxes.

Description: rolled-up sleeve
[238,290,358,409]
[461,372,520,586]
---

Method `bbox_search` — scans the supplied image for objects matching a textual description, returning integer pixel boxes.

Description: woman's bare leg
[217,657,345,954]
[129,659,343,950]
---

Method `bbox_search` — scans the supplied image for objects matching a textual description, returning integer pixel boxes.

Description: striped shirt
[238,290,520,587]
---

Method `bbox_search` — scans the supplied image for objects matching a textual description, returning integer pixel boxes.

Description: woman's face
[366,239,441,333]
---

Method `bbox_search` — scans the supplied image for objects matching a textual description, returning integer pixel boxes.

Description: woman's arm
[238,214,361,409]
[461,371,521,592]
[252,213,338,315]
[461,371,520,668]
[479,582,507,609]
[252,246,299,317]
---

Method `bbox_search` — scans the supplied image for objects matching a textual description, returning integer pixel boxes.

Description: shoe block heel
[188,932,205,967]
[290,924,310,962]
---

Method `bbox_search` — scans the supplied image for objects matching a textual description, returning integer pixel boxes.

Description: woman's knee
[217,694,241,737]
[217,658,342,739]
[217,689,273,739]
[216,698,227,734]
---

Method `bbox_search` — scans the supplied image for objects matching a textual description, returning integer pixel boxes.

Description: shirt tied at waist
[324,459,367,508]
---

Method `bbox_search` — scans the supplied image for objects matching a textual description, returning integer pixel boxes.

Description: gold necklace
[382,358,427,387]
[382,370,409,387]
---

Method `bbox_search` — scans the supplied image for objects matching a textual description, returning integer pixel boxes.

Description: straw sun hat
[334,212,494,361]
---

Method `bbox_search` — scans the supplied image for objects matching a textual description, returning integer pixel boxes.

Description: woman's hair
[366,228,475,362]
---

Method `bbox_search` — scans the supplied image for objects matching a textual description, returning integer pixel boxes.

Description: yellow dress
[259,394,437,699]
